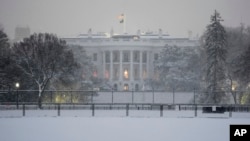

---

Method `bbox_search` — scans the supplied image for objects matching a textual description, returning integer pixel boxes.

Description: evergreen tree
[203,10,227,104]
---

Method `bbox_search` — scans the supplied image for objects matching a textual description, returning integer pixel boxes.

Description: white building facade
[63,29,199,91]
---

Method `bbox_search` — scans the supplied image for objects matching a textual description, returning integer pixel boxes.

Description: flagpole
[123,14,126,34]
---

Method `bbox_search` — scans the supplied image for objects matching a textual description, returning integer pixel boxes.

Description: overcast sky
[1,0,250,39]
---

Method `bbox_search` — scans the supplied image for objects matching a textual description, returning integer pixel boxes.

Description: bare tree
[12,33,78,108]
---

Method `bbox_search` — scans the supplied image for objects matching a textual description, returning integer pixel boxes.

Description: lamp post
[232,86,236,104]
[15,82,20,109]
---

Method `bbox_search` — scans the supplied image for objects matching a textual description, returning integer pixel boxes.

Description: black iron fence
[0,89,247,107]
[0,103,249,118]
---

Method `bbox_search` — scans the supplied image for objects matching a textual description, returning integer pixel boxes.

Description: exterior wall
[63,36,199,91]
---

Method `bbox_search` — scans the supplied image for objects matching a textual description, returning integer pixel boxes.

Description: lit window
[124,69,129,79]
[93,70,97,77]
[124,84,129,91]
[105,70,109,79]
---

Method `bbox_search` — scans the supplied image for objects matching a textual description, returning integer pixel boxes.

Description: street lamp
[15,83,20,88]
[15,82,20,109]
[232,85,237,104]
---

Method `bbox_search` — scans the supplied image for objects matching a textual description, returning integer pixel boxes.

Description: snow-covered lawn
[0,116,249,141]
[0,109,250,141]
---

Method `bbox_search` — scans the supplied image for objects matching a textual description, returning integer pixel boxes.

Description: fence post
[50,91,53,103]
[194,104,197,117]
[126,104,129,117]
[193,88,196,104]
[160,105,163,117]
[132,90,134,104]
[152,89,155,104]
[16,90,19,109]
[229,105,232,118]
[112,90,114,104]
[71,93,73,104]
[173,88,175,104]
[57,104,60,116]
[91,91,94,103]
[22,104,25,116]
[92,104,95,117]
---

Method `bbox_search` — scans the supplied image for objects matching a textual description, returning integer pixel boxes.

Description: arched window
[135,84,139,91]
[123,84,129,91]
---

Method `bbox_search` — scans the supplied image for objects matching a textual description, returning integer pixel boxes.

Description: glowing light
[15,83,20,88]
[124,69,129,79]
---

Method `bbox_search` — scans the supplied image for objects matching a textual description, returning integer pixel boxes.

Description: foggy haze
[1,0,250,39]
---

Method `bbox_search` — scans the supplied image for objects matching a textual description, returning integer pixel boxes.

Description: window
[124,84,129,91]
[105,65,110,79]
[123,68,129,79]
[105,70,109,79]
[113,51,120,62]
[123,51,130,62]
[113,67,119,80]
[133,51,139,62]
[134,67,139,80]
[135,84,139,91]
[93,69,97,77]
[93,53,97,61]
[105,51,110,63]
[142,51,147,63]
[143,70,147,80]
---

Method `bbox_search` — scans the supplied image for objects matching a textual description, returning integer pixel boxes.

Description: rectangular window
[134,67,139,80]
[133,51,139,62]
[105,51,110,63]
[142,51,147,63]
[105,65,110,79]
[123,68,129,80]
[123,51,130,62]
[113,66,119,80]
[113,51,120,62]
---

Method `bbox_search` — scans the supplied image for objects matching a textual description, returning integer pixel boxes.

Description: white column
[130,50,134,90]
[146,51,150,79]
[119,50,123,82]
[110,50,113,81]
[102,51,106,79]
[139,51,142,81]
[130,50,133,80]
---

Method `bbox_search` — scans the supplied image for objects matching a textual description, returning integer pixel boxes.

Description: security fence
[0,89,247,106]
[0,103,250,118]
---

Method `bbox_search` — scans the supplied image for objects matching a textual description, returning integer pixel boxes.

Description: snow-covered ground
[0,91,247,141]
[0,116,249,141]
[1,108,250,141]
